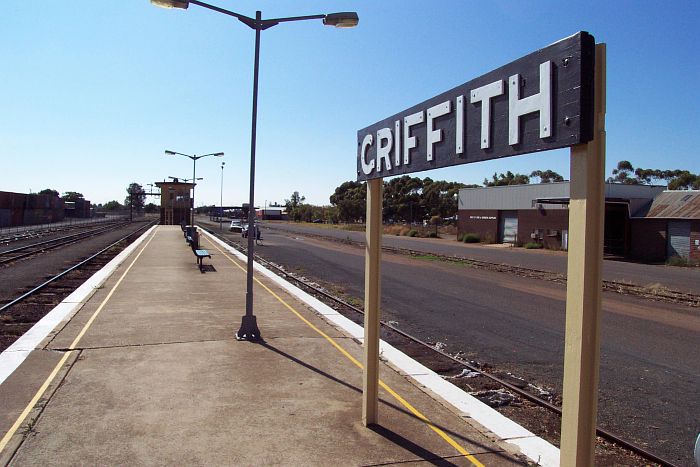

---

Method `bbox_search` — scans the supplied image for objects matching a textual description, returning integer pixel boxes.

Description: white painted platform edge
[203,230,560,466]
[0,225,157,386]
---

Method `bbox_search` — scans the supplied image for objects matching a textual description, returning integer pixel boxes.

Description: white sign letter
[394,120,402,166]
[509,61,552,145]
[456,95,464,155]
[361,133,375,175]
[403,111,424,165]
[426,101,451,161]
[376,128,393,172]
[471,80,504,149]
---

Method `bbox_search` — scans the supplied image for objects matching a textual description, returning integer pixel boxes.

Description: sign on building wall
[357,32,595,181]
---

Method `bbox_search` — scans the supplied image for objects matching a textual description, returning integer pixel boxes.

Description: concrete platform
[0,226,539,465]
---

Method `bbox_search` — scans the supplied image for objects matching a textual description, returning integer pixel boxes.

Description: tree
[284,191,306,222]
[530,170,564,183]
[39,188,59,197]
[607,160,639,184]
[103,200,123,211]
[382,175,424,223]
[330,181,366,223]
[62,191,85,201]
[607,161,699,189]
[483,171,530,187]
[144,203,158,213]
[125,183,146,213]
[421,178,466,219]
[667,172,700,190]
[429,215,441,237]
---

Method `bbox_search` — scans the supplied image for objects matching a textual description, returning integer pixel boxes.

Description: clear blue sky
[1,0,698,207]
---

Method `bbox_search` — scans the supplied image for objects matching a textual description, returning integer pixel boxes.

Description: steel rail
[1,222,124,254]
[204,226,679,467]
[0,222,130,265]
[0,218,118,244]
[0,221,155,314]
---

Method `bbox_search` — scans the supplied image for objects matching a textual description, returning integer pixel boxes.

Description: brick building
[457,183,700,262]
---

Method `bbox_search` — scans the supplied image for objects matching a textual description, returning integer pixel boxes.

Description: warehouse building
[457,183,700,262]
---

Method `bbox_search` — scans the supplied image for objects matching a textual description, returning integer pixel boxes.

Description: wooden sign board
[357,31,595,181]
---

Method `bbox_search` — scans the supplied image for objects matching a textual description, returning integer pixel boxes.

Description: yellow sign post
[560,43,606,465]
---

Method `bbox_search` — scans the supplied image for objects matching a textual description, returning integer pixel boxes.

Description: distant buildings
[457,183,700,262]
[0,191,91,228]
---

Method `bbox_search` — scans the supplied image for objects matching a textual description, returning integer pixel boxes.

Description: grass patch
[412,254,442,262]
[524,242,543,249]
[384,225,412,236]
[411,253,470,269]
[666,255,699,267]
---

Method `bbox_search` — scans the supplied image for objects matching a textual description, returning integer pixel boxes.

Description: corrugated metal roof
[459,182,666,211]
[634,191,700,219]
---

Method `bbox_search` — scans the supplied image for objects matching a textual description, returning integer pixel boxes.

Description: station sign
[357,31,595,181]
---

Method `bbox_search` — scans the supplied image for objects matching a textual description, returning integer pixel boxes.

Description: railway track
[203,225,678,467]
[0,219,119,246]
[391,246,700,307]
[0,221,155,351]
[0,221,131,266]
[267,224,700,308]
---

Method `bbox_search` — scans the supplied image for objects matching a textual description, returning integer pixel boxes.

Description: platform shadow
[200,264,217,273]
[258,341,516,463]
[368,425,460,466]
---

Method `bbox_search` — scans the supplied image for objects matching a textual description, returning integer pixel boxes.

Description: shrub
[408,230,418,237]
[666,255,691,267]
[524,242,543,249]
[463,233,480,243]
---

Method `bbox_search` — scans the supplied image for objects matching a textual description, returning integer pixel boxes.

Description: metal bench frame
[192,247,211,272]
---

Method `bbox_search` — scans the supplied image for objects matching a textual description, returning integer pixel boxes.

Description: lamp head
[165,150,176,155]
[323,12,359,28]
[214,152,224,157]
[150,0,189,9]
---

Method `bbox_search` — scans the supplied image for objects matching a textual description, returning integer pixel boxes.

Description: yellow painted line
[0,228,158,455]
[207,238,485,467]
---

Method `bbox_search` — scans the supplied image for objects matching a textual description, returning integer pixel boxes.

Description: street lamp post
[220,161,225,230]
[152,0,358,342]
[169,176,203,184]
[164,150,223,226]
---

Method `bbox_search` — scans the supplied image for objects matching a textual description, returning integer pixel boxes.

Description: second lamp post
[165,150,224,226]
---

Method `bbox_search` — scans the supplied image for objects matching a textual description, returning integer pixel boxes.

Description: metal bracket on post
[362,177,382,426]
[560,43,606,466]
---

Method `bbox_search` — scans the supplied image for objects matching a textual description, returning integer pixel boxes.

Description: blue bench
[192,245,211,272]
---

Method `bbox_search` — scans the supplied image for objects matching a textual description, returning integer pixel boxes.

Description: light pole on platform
[152,0,359,341]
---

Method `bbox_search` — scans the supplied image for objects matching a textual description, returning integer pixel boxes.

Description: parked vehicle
[229,219,243,232]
